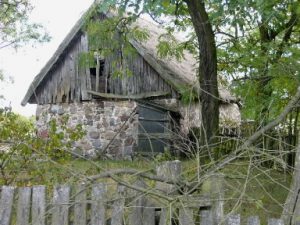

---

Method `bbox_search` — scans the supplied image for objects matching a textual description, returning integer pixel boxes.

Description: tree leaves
[0,0,50,50]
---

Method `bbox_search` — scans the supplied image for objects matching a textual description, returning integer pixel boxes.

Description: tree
[0,0,50,50]
[86,2,300,219]
[89,0,220,147]
[215,0,300,128]
[184,0,219,146]
[91,0,300,147]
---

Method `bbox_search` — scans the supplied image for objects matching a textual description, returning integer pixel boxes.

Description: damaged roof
[21,2,237,106]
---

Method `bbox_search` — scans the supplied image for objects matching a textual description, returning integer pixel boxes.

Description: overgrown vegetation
[0,0,50,49]
[0,111,85,185]
[0,0,300,223]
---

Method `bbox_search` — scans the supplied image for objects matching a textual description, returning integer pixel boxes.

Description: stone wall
[36,100,138,159]
[179,101,241,136]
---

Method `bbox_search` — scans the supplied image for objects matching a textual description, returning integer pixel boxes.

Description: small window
[90,60,106,93]
[90,60,105,77]
[137,104,170,154]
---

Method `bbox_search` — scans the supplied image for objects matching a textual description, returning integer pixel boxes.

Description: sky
[0,0,94,117]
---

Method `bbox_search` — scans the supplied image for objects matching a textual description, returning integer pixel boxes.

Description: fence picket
[0,181,286,225]
[247,216,260,225]
[111,185,126,225]
[51,185,70,225]
[91,183,106,225]
[226,214,241,225]
[32,185,46,225]
[16,187,31,225]
[143,201,155,225]
[179,207,195,225]
[0,186,15,225]
[127,179,155,225]
[200,207,213,225]
[74,184,87,225]
[268,218,284,225]
[210,174,224,225]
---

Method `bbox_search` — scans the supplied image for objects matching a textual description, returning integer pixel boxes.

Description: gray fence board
[128,180,147,225]
[0,164,287,225]
[111,185,125,225]
[226,214,241,225]
[159,208,168,225]
[32,185,46,225]
[0,186,15,225]
[51,185,70,225]
[74,184,87,225]
[179,207,195,225]
[200,208,213,225]
[143,201,155,225]
[91,183,106,225]
[268,218,284,225]
[247,216,260,225]
[16,187,31,225]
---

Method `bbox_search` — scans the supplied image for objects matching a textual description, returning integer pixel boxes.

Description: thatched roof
[21,2,237,106]
[130,18,237,103]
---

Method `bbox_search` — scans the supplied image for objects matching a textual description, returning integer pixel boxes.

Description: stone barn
[21,4,241,159]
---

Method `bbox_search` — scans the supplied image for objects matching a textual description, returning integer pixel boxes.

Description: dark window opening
[62,94,66,103]
[137,103,171,154]
[90,60,108,93]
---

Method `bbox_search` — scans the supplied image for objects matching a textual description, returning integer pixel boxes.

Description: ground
[0,157,290,224]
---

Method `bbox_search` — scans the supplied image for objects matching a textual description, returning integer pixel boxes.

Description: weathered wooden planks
[16,187,31,225]
[74,184,87,225]
[247,216,260,225]
[51,185,70,225]
[32,185,46,225]
[110,185,126,225]
[200,207,213,225]
[91,183,106,225]
[0,172,286,225]
[226,214,241,225]
[128,179,155,225]
[179,207,195,225]
[87,90,170,100]
[33,32,178,104]
[0,186,15,225]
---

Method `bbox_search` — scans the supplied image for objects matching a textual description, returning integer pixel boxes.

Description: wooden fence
[0,161,285,225]
[0,184,285,225]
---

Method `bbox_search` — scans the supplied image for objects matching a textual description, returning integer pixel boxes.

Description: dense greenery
[0,0,50,50]
[0,111,85,184]
[91,0,300,137]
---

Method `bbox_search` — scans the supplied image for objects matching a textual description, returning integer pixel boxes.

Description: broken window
[90,59,107,93]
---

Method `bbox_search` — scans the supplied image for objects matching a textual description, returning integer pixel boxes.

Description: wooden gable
[29,32,177,105]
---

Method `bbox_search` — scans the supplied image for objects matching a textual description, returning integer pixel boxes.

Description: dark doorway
[137,103,172,154]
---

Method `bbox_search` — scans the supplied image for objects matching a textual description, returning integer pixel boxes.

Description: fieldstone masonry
[36,100,138,159]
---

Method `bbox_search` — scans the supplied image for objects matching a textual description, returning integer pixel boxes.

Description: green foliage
[155,148,174,162]
[0,110,85,185]
[213,0,300,124]
[0,0,50,49]
[157,33,185,61]
[81,15,150,78]
[0,111,34,142]
[42,115,86,160]
[178,85,199,105]
[80,1,195,79]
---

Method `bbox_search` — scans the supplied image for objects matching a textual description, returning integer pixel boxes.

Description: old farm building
[22,5,241,158]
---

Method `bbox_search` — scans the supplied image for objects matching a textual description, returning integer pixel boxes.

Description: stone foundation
[36,100,138,159]
[35,99,241,159]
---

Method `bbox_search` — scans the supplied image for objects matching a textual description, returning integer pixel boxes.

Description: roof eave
[21,4,97,106]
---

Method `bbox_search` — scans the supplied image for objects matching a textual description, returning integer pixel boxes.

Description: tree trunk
[281,138,300,225]
[184,0,219,146]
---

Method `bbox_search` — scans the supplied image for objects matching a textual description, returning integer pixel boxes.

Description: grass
[0,157,292,223]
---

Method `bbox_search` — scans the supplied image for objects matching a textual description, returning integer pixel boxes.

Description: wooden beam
[87,90,170,99]
[95,54,100,92]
